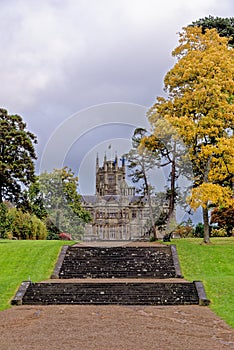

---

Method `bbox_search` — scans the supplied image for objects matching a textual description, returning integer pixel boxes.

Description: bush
[173,225,194,238]
[30,215,47,239]
[59,232,72,240]
[8,208,31,239]
[194,222,204,238]
[211,228,228,237]
[5,208,48,240]
[46,232,60,240]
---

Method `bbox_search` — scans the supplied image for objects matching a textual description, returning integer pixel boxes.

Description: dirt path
[0,304,233,350]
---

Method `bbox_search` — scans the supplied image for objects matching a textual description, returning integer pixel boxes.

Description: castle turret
[114,153,118,169]
[96,153,99,170]
[122,156,126,179]
[96,154,132,196]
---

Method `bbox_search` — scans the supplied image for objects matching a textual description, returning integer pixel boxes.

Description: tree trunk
[168,144,176,222]
[148,191,158,240]
[203,206,210,244]
[144,174,157,240]
[165,142,177,235]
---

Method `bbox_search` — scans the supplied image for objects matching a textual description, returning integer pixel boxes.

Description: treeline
[0,106,91,240]
[0,167,92,240]
[0,204,47,240]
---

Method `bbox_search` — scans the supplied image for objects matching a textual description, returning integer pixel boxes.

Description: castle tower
[96,154,127,195]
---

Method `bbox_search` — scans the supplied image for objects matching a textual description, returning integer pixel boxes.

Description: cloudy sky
[0,0,233,197]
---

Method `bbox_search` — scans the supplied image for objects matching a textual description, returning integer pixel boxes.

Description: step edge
[170,245,183,278]
[11,281,31,305]
[193,281,210,306]
[51,245,69,279]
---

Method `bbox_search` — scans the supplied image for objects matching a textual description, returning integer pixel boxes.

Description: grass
[0,238,233,328]
[168,237,234,328]
[0,239,74,311]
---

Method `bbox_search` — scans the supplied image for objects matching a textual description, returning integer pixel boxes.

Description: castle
[82,154,166,241]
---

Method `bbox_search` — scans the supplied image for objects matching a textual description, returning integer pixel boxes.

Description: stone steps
[56,246,178,279]
[11,244,210,306]
[14,281,201,306]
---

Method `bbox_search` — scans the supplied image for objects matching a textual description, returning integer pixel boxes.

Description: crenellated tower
[95,154,135,196]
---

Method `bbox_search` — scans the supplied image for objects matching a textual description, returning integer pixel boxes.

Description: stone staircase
[57,246,177,279]
[11,243,210,306]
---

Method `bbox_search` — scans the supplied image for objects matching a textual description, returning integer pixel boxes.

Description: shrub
[8,208,31,239]
[194,222,204,238]
[47,232,60,240]
[5,208,48,240]
[211,228,228,237]
[59,232,72,240]
[173,225,194,238]
[30,215,47,240]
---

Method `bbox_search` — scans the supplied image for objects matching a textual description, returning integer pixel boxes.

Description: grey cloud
[0,0,233,169]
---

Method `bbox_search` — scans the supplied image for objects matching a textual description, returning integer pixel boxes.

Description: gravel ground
[0,304,233,350]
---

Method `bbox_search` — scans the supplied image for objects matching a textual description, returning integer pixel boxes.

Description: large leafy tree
[190,16,234,47]
[148,27,234,243]
[39,167,91,239]
[0,108,37,204]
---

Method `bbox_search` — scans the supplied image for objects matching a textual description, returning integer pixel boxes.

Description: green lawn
[0,238,233,328]
[168,237,234,328]
[0,240,74,311]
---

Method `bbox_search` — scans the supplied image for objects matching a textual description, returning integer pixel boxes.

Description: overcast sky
[0,0,233,198]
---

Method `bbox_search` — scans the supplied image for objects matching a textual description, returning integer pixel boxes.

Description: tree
[190,16,234,47]
[125,128,159,239]
[148,27,234,243]
[39,167,91,239]
[20,179,47,220]
[0,108,37,204]
[141,118,192,226]
[210,206,234,236]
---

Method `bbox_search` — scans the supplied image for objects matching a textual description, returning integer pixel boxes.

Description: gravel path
[0,304,233,350]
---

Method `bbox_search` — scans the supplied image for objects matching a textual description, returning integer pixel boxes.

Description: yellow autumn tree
[148,26,234,243]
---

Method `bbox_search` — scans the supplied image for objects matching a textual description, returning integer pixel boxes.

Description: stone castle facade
[82,154,166,241]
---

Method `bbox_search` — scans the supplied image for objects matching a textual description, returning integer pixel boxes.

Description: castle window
[122,209,128,218]
[97,210,105,218]
[110,227,115,238]
[108,174,115,183]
